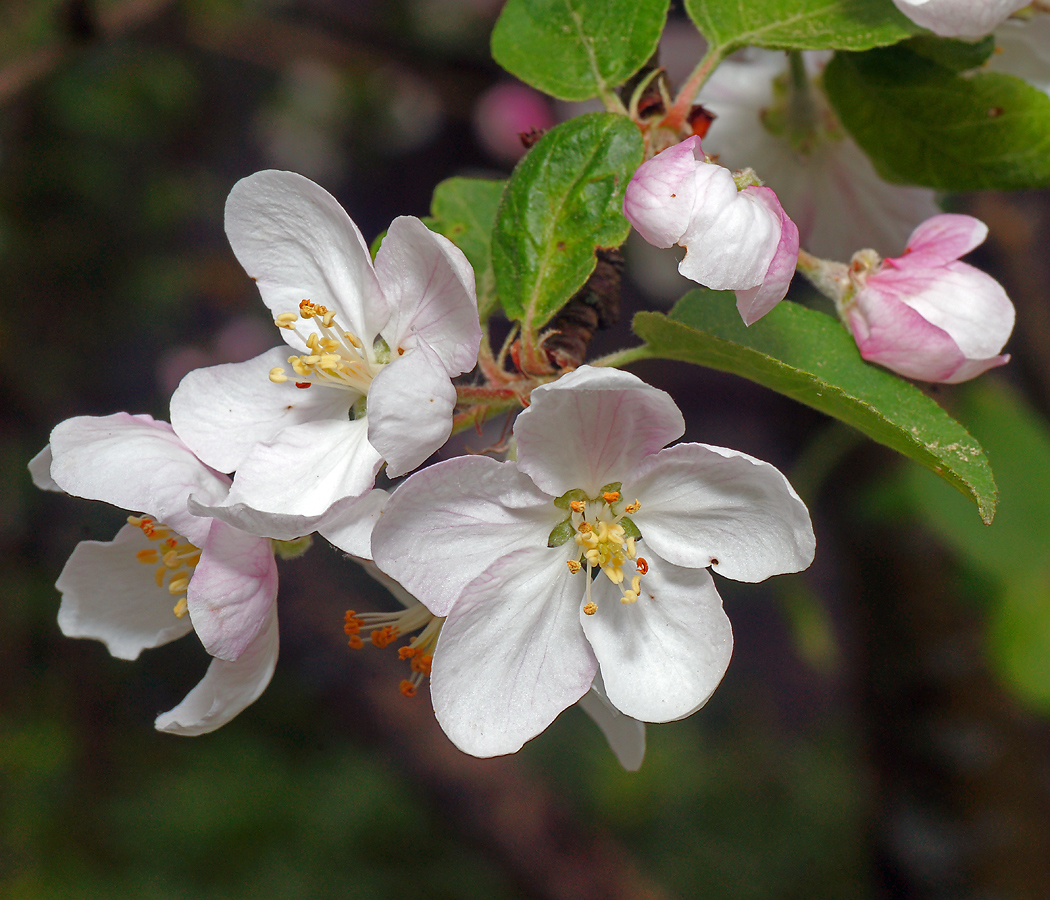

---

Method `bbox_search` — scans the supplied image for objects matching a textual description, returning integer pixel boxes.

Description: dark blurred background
[5,2,1050,898]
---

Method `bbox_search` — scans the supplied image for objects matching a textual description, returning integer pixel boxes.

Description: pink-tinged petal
[357,557,417,610]
[49,414,229,547]
[170,347,352,474]
[225,170,388,348]
[515,366,685,497]
[56,524,194,660]
[900,213,988,266]
[29,445,60,492]
[576,670,646,771]
[431,546,597,757]
[192,418,382,538]
[892,0,1028,39]
[627,442,814,582]
[847,289,968,382]
[155,603,279,736]
[940,353,1010,384]
[187,520,278,662]
[582,554,732,723]
[372,456,557,617]
[374,216,482,376]
[366,339,457,478]
[623,136,703,248]
[876,261,1015,360]
[734,186,799,325]
[318,489,389,559]
[678,163,780,291]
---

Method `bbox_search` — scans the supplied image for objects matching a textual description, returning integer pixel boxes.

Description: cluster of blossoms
[32,1,1024,765]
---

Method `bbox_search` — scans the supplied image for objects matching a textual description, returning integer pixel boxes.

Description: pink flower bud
[845,214,1015,383]
[623,136,799,325]
[891,0,1028,39]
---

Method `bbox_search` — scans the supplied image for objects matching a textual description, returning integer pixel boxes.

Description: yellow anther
[162,549,182,568]
[585,548,601,566]
[136,549,158,564]
[624,499,641,514]
[566,559,582,574]
[621,591,638,605]
[604,564,624,585]
[275,312,298,328]
[626,536,636,557]
[569,500,586,514]
[173,597,189,618]
[603,491,620,504]
[577,521,593,534]
[583,601,598,616]
[168,575,190,594]
[154,567,166,588]
[344,331,362,348]
[320,310,336,327]
[596,521,609,542]
[631,575,641,594]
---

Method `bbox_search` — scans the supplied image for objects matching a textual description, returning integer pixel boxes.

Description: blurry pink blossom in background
[472,81,555,164]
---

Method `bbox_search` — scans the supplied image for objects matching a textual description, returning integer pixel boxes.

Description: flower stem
[661,46,723,133]
[589,343,655,369]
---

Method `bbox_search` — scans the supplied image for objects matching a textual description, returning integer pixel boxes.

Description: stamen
[603,491,620,504]
[269,367,288,383]
[173,597,189,618]
[566,559,582,574]
[569,500,586,514]
[127,515,201,618]
[624,500,641,514]
[636,557,649,574]
[344,602,443,697]
[583,601,597,616]
[275,312,298,328]
[136,549,158,564]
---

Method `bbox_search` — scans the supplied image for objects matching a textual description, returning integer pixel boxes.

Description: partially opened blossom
[170,170,481,549]
[30,413,280,735]
[372,366,814,758]
[623,135,799,325]
[892,0,1028,38]
[697,51,940,262]
[843,214,1015,383]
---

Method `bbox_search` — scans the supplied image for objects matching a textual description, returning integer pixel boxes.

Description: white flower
[623,135,799,325]
[697,51,941,262]
[843,214,1015,383]
[892,0,1029,38]
[30,413,280,735]
[987,12,1050,95]
[170,170,481,550]
[371,366,814,757]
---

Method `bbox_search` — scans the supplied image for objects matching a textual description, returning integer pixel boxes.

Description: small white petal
[576,670,646,771]
[372,455,557,617]
[28,445,60,492]
[318,489,389,559]
[431,546,596,757]
[155,603,279,736]
[627,443,815,582]
[187,520,278,662]
[170,347,352,474]
[515,366,684,497]
[56,524,193,661]
[582,554,732,723]
[375,216,481,376]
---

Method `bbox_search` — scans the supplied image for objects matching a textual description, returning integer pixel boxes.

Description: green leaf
[683,0,916,54]
[632,290,997,522]
[424,177,506,321]
[825,44,1050,190]
[491,0,669,102]
[904,34,994,72]
[493,113,643,331]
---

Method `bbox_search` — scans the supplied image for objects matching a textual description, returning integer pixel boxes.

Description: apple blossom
[697,51,941,263]
[892,0,1029,39]
[30,413,280,735]
[372,366,815,758]
[623,135,799,325]
[842,214,1015,383]
[170,170,481,549]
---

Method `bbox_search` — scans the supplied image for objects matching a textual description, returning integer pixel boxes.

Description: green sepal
[598,481,622,497]
[271,535,314,560]
[554,488,590,509]
[620,516,641,540]
[548,517,576,547]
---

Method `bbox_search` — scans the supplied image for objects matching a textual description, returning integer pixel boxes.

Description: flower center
[551,487,646,616]
[268,299,380,395]
[128,515,201,619]
[344,601,443,697]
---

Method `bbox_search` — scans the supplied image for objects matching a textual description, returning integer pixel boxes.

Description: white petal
[892,0,1028,38]
[187,520,278,662]
[431,546,597,757]
[155,603,279,736]
[576,671,646,771]
[366,339,457,478]
[56,524,193,661]
[622,136,702,248]
[193,418,382,537]
[225,170,388,347]
[371,456,557,617]
[582,554,732,723]
[374,216,481,376]
[28,444,60,492]
[733,186,799,325]
[318,489,389,559]
[988,15,1050,96]
[515,366,684,497]
[49,413,230,547]
[170,347,352,473]
[627,443,815,582]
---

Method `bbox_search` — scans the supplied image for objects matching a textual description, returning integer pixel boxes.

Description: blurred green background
[4,2,1050,898]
